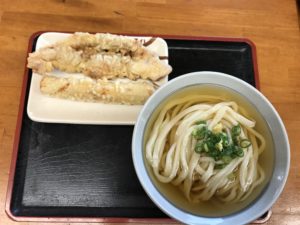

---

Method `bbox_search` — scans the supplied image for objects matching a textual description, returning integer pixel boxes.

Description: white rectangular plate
[27,32,169,125]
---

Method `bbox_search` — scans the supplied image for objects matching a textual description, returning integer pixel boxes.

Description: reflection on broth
[143,85,274,217]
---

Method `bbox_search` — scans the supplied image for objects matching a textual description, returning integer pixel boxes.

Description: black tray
[7,33,266,222]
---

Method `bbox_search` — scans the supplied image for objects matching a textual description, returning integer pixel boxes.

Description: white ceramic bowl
[132,72,290,225]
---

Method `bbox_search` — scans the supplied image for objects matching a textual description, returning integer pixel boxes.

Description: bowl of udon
[132,71,290,225]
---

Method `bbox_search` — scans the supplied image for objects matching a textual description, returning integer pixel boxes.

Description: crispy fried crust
[61,32,143,53]
[28,33,172,81]
[40,75,156,105]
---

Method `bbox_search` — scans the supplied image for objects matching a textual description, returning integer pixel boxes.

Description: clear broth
[143,84,274,217]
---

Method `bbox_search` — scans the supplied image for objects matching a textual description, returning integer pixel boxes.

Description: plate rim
[26,31,170,125]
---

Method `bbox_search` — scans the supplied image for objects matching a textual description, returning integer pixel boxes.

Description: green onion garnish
[222,155,232,164]
[193,122,249,167]
[192,126,207,140]
[231,124,241,136]
[236,148,244,157]
[195,141,204,153]
[215,164,226,170]
[204,143,209,152]
[196,120,206,125]
[240,139,251,148]
[220,132,229,146]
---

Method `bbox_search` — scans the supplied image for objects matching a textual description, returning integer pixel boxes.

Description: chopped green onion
[192,122,246,168]
[195,141,204,153]
[215,164,226,170]
[204,143,209,152]
[192,126,207,140]
[222,155,232,164]
[215,141,223,151]
[214,155,221,161]
[192,130,197,137]
[231,124,241,136]
[206,130,212,137]
[220,132,229,146]
[208,149,218,159]
[233,136,239,146]
[210,133,221,144]
[240,139,251,148]
[231,154,237,159]
[196,120,206,125]
[208,141,215,149]
[236,148,244,157]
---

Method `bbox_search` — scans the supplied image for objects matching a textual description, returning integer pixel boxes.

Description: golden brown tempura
[27,32,172,81]
[40,75,157,105]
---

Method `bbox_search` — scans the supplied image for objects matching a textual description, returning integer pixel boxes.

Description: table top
[0,0,299,224]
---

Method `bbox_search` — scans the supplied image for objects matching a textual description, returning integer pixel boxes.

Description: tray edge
[5,31,40,222]
[5,31,264,223]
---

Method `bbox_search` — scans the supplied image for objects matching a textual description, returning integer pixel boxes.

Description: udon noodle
[146,95,266,203]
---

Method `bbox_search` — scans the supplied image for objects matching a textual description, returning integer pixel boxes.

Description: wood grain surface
[0,0,299,224]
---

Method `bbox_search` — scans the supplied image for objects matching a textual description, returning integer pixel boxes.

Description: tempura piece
[27,32,172,81]
[40,75,157,105]
[60,32,144,54]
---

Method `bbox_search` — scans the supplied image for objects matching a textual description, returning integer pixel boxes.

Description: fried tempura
[28,32,172,81]
[40,75,157,105]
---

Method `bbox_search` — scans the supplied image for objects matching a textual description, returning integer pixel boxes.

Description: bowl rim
[132,71,290,225]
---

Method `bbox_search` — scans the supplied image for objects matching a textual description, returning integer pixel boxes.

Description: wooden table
[0,0,299,224]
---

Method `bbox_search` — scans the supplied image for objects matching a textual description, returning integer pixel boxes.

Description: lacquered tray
[6,32,270,223]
